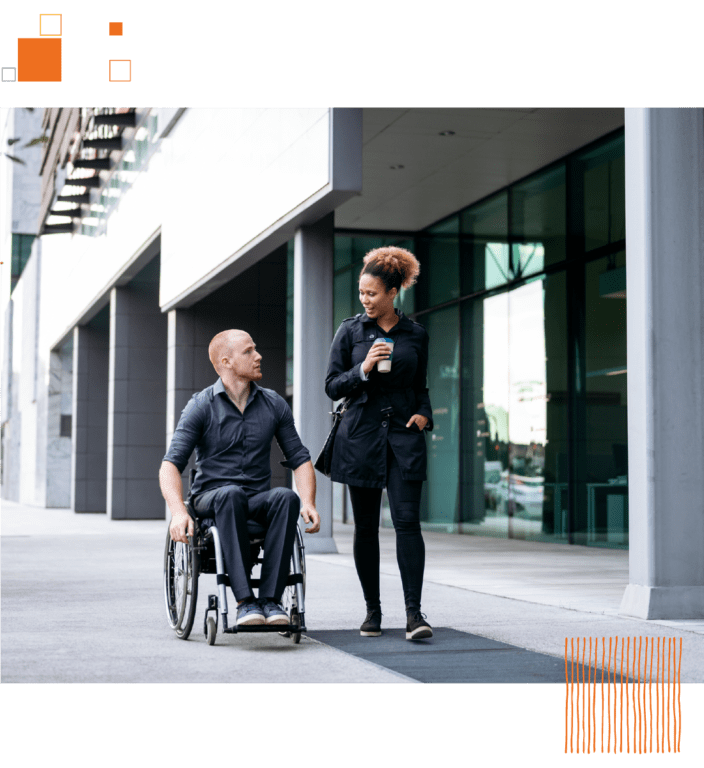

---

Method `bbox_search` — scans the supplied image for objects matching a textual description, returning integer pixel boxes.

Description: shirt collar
[214,377,260,400]
[360,309,413,332]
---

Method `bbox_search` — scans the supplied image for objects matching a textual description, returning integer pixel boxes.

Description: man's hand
[169,510,194,543]
[300,504,321,534]
[292,461,319,533]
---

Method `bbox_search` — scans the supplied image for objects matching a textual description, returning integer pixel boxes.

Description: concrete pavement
[3,499,704,683]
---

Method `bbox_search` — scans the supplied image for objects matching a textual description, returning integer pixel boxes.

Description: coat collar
[360,308,414,333]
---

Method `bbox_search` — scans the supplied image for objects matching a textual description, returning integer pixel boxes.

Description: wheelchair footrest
[223,624,306,633]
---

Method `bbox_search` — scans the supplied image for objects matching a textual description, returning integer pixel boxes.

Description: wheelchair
[163,478,307,646]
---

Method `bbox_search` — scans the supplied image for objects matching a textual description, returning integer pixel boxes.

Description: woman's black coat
[324,309,433,489]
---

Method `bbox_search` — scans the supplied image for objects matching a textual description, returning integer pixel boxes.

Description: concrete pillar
[165,307,201,502]
[108,270,167,519]
[293,212,337,553]
[46,341,72,507]
[166,308,198,449]
[71,324,109,513]
[620,108,704,619]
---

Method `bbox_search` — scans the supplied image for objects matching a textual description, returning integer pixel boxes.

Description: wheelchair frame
[164,496,307,645]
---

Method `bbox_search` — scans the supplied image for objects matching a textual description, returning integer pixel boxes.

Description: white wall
[6,242,43,504]
[159,108,330,306]
[2,107,360,507]
[39,108,331,351]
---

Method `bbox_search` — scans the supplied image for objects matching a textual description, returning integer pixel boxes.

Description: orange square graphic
[39,13,63,37]
[18,38,62,82]
[108,59,132,83]
[109,22,123,36]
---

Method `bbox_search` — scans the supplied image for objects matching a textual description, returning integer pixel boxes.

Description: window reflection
[575,253,628,546]
[420,306,460,531]
[462,274,568,541]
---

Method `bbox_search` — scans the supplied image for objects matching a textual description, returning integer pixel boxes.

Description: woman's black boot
[360,607,382,637]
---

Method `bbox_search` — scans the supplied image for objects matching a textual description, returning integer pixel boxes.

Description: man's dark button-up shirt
[163,378,311,498]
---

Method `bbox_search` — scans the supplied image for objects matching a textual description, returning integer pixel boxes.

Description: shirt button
[382,421,388,427]
[369,334,375,339]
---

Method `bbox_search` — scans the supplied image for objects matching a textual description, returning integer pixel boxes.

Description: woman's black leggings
[348,443,425,613]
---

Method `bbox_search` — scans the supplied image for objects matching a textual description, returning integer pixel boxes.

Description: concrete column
[166,308,198,449]
[620,108,704,619]
[71,324,109,513]
[108,275,167,519]
[165,307,201,502]
[46,342,72,507]
[293,212,337,553]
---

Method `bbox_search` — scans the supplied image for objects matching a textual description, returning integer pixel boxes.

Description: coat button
[369,334,375,339]
[382,421,388,427]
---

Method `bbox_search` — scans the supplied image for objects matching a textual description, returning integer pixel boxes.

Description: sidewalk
[3,499,704,682]
[317,523,704,682]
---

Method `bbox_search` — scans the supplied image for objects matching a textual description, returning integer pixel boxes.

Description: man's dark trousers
[193,485,300,602]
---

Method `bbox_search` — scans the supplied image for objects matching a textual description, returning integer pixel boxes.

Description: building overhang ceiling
[335,108,625,232]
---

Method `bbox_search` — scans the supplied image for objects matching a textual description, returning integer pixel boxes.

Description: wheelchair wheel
[164,530,199,640]
[280,527,306,626]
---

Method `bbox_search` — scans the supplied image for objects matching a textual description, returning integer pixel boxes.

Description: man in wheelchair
[159,329,320,628]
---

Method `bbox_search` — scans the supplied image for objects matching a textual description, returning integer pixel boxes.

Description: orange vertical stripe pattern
[564,636,682,755]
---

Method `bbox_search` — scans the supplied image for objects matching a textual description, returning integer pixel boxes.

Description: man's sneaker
[236,598,265,626]
[261,599,289,626]
[360,608,382,637]
[406,611,433,640]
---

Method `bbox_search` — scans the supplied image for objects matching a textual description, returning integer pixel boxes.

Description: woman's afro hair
[359,246,421,293]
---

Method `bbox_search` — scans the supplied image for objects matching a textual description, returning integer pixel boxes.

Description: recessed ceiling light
[439,130,455,136]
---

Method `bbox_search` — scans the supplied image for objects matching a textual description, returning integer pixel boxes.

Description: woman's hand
[361,342,392,376]
[406,414,429,431]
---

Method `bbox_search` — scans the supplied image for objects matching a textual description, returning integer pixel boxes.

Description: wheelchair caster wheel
[291,612,301,644]
[206,617,217,646]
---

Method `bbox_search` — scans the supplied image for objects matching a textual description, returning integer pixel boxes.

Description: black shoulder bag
[314,397,351,477]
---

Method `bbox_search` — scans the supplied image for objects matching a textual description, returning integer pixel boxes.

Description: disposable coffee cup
[373,337,394,373]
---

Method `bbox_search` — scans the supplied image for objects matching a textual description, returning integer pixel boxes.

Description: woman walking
[325,246,433,640]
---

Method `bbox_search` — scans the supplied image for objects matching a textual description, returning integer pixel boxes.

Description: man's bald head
[208,330,250,374]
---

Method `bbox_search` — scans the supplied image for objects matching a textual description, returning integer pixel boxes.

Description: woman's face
[359,273,397,318]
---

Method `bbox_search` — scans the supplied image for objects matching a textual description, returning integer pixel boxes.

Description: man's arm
[160,460,194,543]
[160,393,207,543]
[292,460,320,534]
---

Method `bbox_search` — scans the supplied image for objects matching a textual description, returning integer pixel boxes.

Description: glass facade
[332,129,628,548]
[11,233,35,292]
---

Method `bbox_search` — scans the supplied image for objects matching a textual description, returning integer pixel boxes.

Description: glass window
[574,252,628,546]
[580,134,626,252]
[511,164,566,273]
[461,273,568,542]
[11,233,35,292]
[333,129,626,549]
[460,192,509,293]
[423,215,460,307]
[419,305,460,531]
[334,270,354,330]
[334,235,353,271]
[462,291,510,538]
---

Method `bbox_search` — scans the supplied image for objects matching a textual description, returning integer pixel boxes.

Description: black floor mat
[307,627,579,683]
